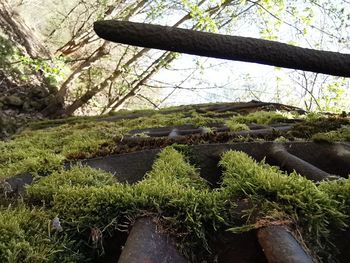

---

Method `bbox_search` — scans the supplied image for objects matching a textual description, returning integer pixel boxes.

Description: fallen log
[94,20,350,78]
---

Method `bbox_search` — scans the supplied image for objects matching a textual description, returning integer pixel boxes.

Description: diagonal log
[94,20,350,78]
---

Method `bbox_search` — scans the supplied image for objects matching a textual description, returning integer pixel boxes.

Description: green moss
[23,147,350,261]
[27,116,96,130]
[0,122,123,179]
[2,143,350,261]
[3,104,350,261]
[118,111,223,130]
[233,111,287,125]
[2,108,240,180]
[225,119,250,132]
[27,166,116,204]
[312,125,350,142]
[291,117,350,139]
[274,136,289,142]
[220,151,347,260]
[319,178,350,216]
[3,107,306,181]
[26,147,224,261]
[0,205,83,262]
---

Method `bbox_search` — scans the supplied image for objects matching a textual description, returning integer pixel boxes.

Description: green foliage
[0,36,15,72]
[0,35,65,85]
[182,0,218,32]
[16,55,66,86]
[318,79,349,113]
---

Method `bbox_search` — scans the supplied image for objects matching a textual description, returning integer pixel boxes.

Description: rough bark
[94,20,350,78]
[0,1,50,58]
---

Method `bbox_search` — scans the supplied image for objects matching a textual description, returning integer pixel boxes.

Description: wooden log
[94,20,350,77]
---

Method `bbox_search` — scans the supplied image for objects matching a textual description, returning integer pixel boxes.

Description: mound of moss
[2,146,350,262]
[1,105,350,262]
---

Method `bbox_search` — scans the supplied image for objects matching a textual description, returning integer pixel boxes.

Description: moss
[225,119,250,132]
[22,147,350,261]
[319,178,350,216]
[219,151,347,260]
[27,116,96,130]
[274,136,289,142]
[233,111,287,125]
[27,166,116,204]
[26,147,224,261]
[0,122,123,179]
[0,205,83,262]
[3,104,350,261]
[2,106,347,181]
[291,116,350,139]
[2,107,240,180]
[312,125,350,142]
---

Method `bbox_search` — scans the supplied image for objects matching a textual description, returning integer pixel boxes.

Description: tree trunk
[94,20,350,78]
[0,0,50,58]
[41,0,149,117]
[41,42,109,117]
[62,47,149,116]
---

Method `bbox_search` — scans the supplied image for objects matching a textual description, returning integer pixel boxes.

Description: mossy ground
[1,105,350,262]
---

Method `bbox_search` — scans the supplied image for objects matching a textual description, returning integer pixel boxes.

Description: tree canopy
[0,0,349,117]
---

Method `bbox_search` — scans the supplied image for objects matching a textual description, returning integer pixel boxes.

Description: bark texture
[94,20,350,78]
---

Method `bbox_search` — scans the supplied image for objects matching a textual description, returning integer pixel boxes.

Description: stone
[42,94,55,106]
[30,86,49,98]
[22,101,32,112]
[5,95,23,107]
[29,101,42,110]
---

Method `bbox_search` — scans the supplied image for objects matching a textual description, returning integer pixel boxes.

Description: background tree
[1,0,349,117]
